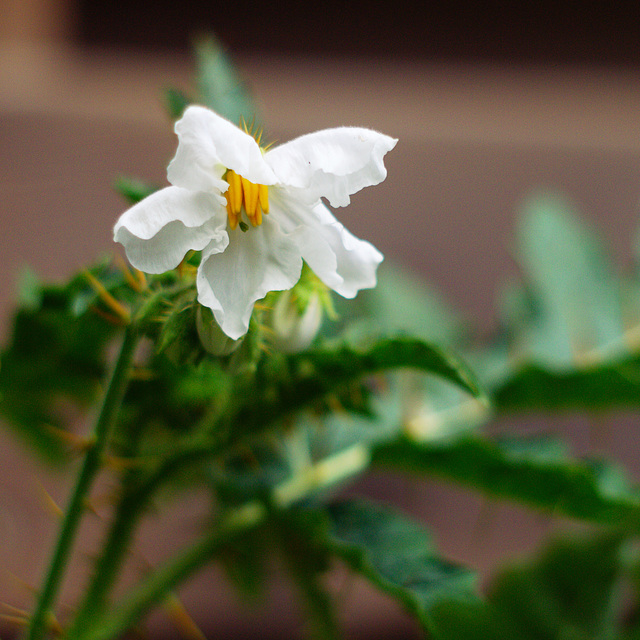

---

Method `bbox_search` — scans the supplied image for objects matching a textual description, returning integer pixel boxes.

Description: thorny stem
[68,443,371,640]
[65,425,147,636]
[26,324,139,640]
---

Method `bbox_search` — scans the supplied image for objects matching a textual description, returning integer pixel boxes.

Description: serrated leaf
[323,499,477,632]
[272,509,340,640]
[493,353,640,413]
[427,532,628,640]
[230,336,484,438]
[373,435,640,528]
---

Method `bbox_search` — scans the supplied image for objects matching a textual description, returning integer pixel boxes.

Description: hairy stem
[27,324,138,640]
[71,502,268,640]
[69,443,371,640]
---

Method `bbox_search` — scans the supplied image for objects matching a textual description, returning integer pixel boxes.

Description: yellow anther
[226,198,239,230]
[252,203,263,227]
[241,175,259,218]
[259,183,269,213]
[224,169,269,229]
[227,170,243,214]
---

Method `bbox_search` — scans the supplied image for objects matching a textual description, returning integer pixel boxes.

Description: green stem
[71,443,371,640]
[26,324,138,640]
[65,485,148,633]
[72,501,268,640]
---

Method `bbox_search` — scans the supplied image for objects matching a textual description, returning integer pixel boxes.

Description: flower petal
[114,186,228,274]
[265,127,397,207]
[196,217,303,339]
[275,194,383,298]
[167,106,277,193]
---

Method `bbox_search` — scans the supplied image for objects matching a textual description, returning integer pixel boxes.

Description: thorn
[115,253,147,292]
[1,602,29,616]
[104,455,144,472]
[0,613,28,626]
[164,593,207,640]
[129,367,156,381]
[90,305,128,326]
[45,610,65,637]
[3,569,37,596]
[83,269,131,325]
[35,480,63,519]
[43,424,94,452]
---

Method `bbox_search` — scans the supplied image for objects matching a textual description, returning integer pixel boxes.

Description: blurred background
[2,1,640,638]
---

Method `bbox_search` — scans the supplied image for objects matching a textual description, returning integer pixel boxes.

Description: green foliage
[160,34,257,125]
[493,353,640,412]
[193,35,257,124]
[114,176,159,204]
[226,336,483,441]
[11,34,640,640]
[430,531,629,640]
[510,193,626,368]
[476,193,639,415]
[272,509,340,640]
[0,263,122,462]
[373,434,640,528]
[323,498,477,632]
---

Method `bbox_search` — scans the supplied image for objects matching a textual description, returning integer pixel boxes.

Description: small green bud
[196,305,244,356]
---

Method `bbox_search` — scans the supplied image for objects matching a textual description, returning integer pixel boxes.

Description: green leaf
[229,336,484,438]
[114,176,159,205]
[328,261,465,345]
[272,509,340,640]
[323,498,477,632]
[504,193,626,368]
[489,532,626,640]
[163,87,191,119]
[373,435,640,528]
[193,35,256,124]
[427,532,627,640]
[493,353,640,412]
[0,265,123,462]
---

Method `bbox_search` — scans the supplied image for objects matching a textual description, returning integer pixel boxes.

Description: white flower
[114,105,397,339]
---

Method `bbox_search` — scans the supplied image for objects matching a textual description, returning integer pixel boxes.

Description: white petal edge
[114,186,228,274]
[265,127,397,208]
[167,106,277,192]
[196,216,303,339]
[283,199,383,298]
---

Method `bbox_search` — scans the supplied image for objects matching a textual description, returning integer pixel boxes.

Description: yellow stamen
[259,183,269,213]
[226,198,239,230]
[241,175,259,218]
[224,169,269,229]
[228,170,243,214]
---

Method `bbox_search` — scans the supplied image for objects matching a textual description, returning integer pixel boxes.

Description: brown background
[2,2,640,638]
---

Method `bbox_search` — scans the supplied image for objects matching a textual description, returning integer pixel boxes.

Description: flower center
[224,169,269,230]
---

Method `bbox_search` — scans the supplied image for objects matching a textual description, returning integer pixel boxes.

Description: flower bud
[196,305,244,356]
[270,289,323,353]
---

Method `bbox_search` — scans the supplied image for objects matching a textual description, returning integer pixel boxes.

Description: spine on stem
[26,324,138,640]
